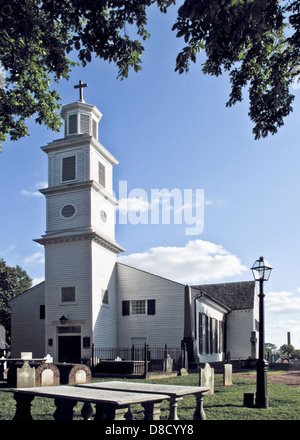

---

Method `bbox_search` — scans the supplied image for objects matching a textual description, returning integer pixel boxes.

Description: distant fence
[92,344,186,374]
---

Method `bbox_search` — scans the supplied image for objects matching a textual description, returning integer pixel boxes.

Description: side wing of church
[9,89,259,365]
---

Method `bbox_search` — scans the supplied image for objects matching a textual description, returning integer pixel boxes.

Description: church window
[62,155,76,181]
[98,162,105,187]
[61,286,76,302]
[132,300,146,315]
[80,113,90,134]
[40,305,45,319]
[68,114,78,134]
[61,204,76,219]
[122,300,156,316]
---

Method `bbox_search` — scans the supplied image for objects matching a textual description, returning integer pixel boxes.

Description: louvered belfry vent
[80,114,90,134]
[69,114,77,134]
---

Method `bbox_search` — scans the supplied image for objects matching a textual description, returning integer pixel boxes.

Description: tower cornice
[41,134,118,166]
[39,180,119,206]
[34,229,125,254]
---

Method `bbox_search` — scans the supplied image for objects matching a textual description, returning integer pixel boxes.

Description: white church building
[10,86,259,366]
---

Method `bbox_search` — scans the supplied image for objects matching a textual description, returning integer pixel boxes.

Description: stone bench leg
[53,398,77,420]
[13,393,35,420]
[168,397,183,420]
[81,402,94,420]
[94,403,129,420]
[141,401,161,420]
[193,394,206,420]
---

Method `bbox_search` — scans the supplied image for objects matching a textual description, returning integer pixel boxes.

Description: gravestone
[35,363,60,387]
[75,369,87,384]
[41,369,54,386]
[223,363,232,386]
[17,362,35,388]
[199,363,214,394]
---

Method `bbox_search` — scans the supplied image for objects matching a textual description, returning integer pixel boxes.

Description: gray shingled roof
[192,281,256,310]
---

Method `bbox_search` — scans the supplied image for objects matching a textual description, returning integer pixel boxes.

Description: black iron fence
[92,344,187,374]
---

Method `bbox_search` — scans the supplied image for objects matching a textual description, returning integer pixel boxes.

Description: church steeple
[60,81,102,139]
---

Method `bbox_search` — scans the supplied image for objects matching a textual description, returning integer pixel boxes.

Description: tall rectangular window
[62,156,76,181]
[40,305,45,319]
[98,162,105,187]
[61,286,76,302]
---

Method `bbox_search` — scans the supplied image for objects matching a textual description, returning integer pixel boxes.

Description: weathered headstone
[41,369,55,386]
[223,363,232,386]
[75,370,87,384]
[199,363,214,394]
[17,362,35,388]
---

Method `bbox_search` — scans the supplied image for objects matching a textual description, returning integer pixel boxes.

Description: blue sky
[1,4,300,350]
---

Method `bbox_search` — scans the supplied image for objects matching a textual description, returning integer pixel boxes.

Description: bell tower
[35,82,124,363]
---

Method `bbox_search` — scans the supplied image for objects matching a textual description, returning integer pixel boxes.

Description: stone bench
[77,380,210,420]
[12,385,168,420]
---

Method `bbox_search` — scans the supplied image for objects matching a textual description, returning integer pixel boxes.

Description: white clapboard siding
[44,239,92,360]
[91,241,117,348]
[10,282,46,358]
[46,187,91,233]
[227,309,255,359]
[116,263,185,348]
[90,187,116,240]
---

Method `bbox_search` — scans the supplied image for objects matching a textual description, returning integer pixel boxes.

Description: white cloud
[265,289,300,314]
[266,319,300,349]
[25,252,45,265]
[21,182,47,197]
[118,197,150,213]
[117,239,248,284]
[31,277,45,287]
[21,189,42,197]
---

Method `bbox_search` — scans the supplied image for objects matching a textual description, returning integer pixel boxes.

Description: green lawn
[0,372,299,420]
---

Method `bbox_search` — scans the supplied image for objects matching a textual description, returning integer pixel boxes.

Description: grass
[0,371,299,421]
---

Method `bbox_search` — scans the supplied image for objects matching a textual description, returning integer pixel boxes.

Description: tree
[0,259,32,347]
[1,0,300,147]
[265,342,277,356]
[280,343,296,357]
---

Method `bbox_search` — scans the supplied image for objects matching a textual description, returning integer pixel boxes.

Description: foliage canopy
[1,0,300,147]
[0,259,32,347]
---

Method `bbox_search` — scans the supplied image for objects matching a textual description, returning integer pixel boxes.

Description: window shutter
[98,162,105,187]
[198,313,203,354]
[62,156,76,181]
[68,114,77,134]
[147,299,156,315]
[122,301,130,316]
[80,114,90,134]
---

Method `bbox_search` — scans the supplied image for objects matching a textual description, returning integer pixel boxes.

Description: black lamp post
[251,256,272,409]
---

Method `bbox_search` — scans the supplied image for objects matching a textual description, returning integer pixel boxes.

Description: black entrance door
[58,336,81,363]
